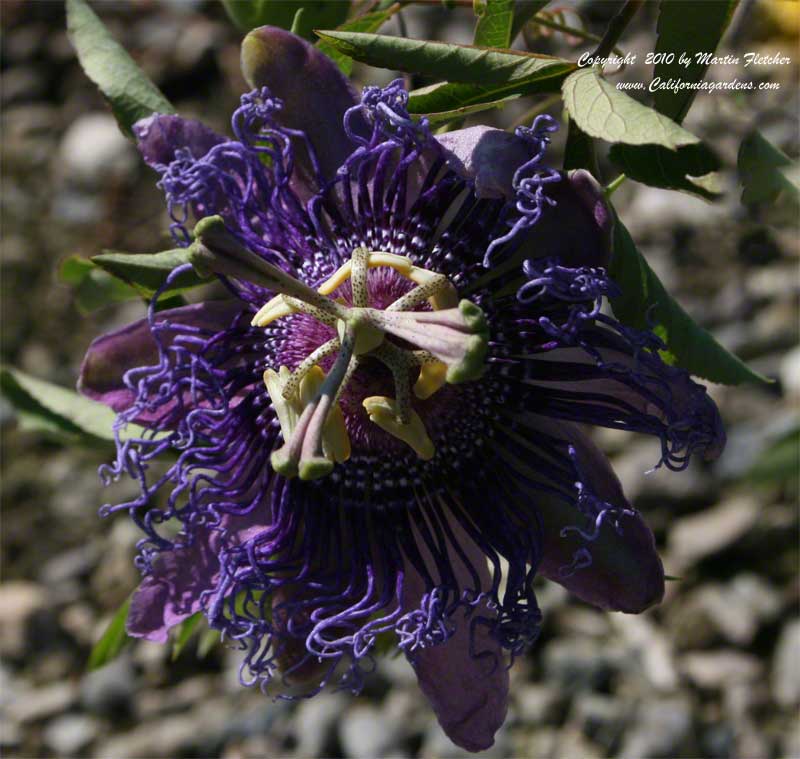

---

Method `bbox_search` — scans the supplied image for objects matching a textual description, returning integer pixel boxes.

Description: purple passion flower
[78,28,725,751]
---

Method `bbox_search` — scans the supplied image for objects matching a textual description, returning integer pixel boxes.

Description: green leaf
[653,0,739,123]
[315,30,574,85]
[563,114,598,175]
[223,0,350,40]
[197,628,221,658]
[421,94,520,127]
[171,613,203,660]
[610,142,723,200]
[745,426,799,488]
[66,0,174,137]
[562,67,699,149]
[91,249,205,296]
[408,65,571,116]
[88,597,132,670]
[473,0,515,48]
[737,129,799,207]
[510,0,551,41]
[60,256,142,314]
[608,216,768,385]
[316,4,401,76]
[0,366,123,443]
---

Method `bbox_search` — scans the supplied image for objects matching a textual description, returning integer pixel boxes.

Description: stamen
[317,252,414,296]
[263,365,351,470]
[364,300,489,384]
[281,337,341,401]
[270,326,357,481]
[370,342,414,424]
[413,356,448,400]
[362,397,435,460]
[389,269,458,311]
[350,247,370,308]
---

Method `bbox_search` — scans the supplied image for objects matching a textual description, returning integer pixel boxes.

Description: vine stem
[590,0,644,59]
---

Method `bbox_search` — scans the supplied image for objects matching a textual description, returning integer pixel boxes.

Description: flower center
[189,216,489,481]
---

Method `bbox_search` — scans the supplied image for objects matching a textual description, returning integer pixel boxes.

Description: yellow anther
[263,366,299,440]
[413,360,448,400]
[264,365,351,464]
[362,396,435,461]
[252,295,297,327]
[298,366,351,463]
[317,253,414,296]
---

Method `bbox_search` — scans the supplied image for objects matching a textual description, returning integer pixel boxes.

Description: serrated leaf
[421,94,520,127]
[88,597,132,670]
[92,249,205,296]
[317,4,401,75]
[315,30,574,86]
[171,613,203,661]
[474,0,515,48]
[609,216,768,385]
[66,0,174,137]
[653,0,739,123]
[737,129,799,207]
[562,67,699,149]
[610,142,723,199]
[510,0,551,40]
[223,0,350,40]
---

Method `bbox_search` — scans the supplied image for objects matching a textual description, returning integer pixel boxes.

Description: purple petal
[78,301,242,415]
[533,419,665,613]
[436,126,537,200]
[240,27,358,182]
[132,114,226,169]
[127,539,216,642]
[128,510,270,642]
[403,518,508,752]
[525,169,614,269]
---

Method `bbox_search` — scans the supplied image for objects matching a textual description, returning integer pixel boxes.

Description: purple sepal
[403,520,509,752]
[436,126,538,200]
[534,420,665,613]
[523,169,614,269]
[127,536,216,642]
[127,510,269,642]
[240,27,358,183]
[132,114,226,169]
[78,301,242,417]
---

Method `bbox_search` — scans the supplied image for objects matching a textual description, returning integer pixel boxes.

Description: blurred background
[1,1,798,757]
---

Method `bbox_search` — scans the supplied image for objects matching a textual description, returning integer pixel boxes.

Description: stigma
[189,217,488,480]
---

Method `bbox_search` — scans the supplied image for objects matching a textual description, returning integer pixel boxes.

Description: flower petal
[132,114,226,169]
[78,301,242,415]
[127,539,216,642]
[402,517,509,752]
[526,169,614,268]
[436,125,536,200]
[127,509,270,642]
[240,27,358,182]
[522,416,665,613]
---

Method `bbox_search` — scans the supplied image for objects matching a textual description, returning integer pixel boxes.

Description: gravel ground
[1,2,798,758]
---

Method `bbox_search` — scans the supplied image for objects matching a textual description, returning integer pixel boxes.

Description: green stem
[591,0,643,60]
[605,173,627,197]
